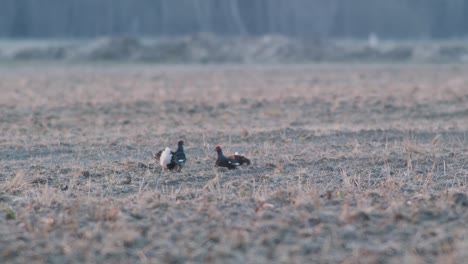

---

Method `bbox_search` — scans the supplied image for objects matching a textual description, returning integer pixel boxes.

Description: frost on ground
[0,64,467,263]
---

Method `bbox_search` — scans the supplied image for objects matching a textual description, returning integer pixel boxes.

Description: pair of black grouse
[153,139,250,172]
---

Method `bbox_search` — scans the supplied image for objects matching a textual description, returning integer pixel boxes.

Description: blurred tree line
[1,0,467,39]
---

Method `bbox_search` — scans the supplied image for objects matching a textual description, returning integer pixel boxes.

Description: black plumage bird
[173,139,186,169]
[153,139,186,172]
[231,152,251,165]
[215,146,250,170]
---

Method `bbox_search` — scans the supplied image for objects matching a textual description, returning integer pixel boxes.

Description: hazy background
[1,0,467,63]
[1,0,468,39]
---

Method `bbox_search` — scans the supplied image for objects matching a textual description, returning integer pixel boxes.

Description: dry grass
[0,63,467,263]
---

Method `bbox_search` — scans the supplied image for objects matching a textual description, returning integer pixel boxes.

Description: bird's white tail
[160,147,172,168]
[235,152,239,155]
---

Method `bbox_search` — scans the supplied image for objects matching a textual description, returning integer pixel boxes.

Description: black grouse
[153,139,186,172]
[173,139,186,169]
[232,152,251,165]
[215,146,250,170]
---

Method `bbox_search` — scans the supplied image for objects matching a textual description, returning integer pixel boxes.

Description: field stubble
[0,63,467,263]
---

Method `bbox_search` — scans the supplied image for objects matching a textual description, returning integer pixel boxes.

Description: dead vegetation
[0,63,467,263]
[1,36,468,63]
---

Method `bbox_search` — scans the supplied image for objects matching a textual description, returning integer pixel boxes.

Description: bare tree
[1,0,467,39]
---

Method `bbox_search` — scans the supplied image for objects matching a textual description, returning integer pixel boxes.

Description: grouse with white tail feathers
[153,139,186,172]
[232,152,251,165]
[215,146,250,170]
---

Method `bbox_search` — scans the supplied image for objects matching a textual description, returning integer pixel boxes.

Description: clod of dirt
[351,211,371,222]
[120,176,132,185]
[452,193,468,207]
[81,170,103,178]
[0,193,12,202]
[31,177,49,185]
[250,101,264,108]
[137,162,148,169]
[216,167,229,172]
[217,102,227,109]
[175,195,187,201]
[242,128,249,138]
[129,210,144,220]
[82,171,91,178]
[414,210,441,222]
[60,184,69,191]
[394,213,411,222]
[59,168,72,174]
[365,192,383,206]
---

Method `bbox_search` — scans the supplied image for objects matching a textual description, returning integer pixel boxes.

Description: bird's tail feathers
[159,147,172,168]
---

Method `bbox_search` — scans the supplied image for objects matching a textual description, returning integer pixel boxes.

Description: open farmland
[0,63,467,263]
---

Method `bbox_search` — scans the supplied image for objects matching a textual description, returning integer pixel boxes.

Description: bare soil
[0,63,467,263]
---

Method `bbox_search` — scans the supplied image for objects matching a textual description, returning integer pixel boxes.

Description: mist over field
[1,36,468,63]
[1,2,468,264]
[1,1,468,64]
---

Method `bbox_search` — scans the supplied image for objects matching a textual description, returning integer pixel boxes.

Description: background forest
[1,0,467,39]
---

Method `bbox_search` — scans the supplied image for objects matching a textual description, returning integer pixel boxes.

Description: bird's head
[178,139,184,146]
[215,145,222,152]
